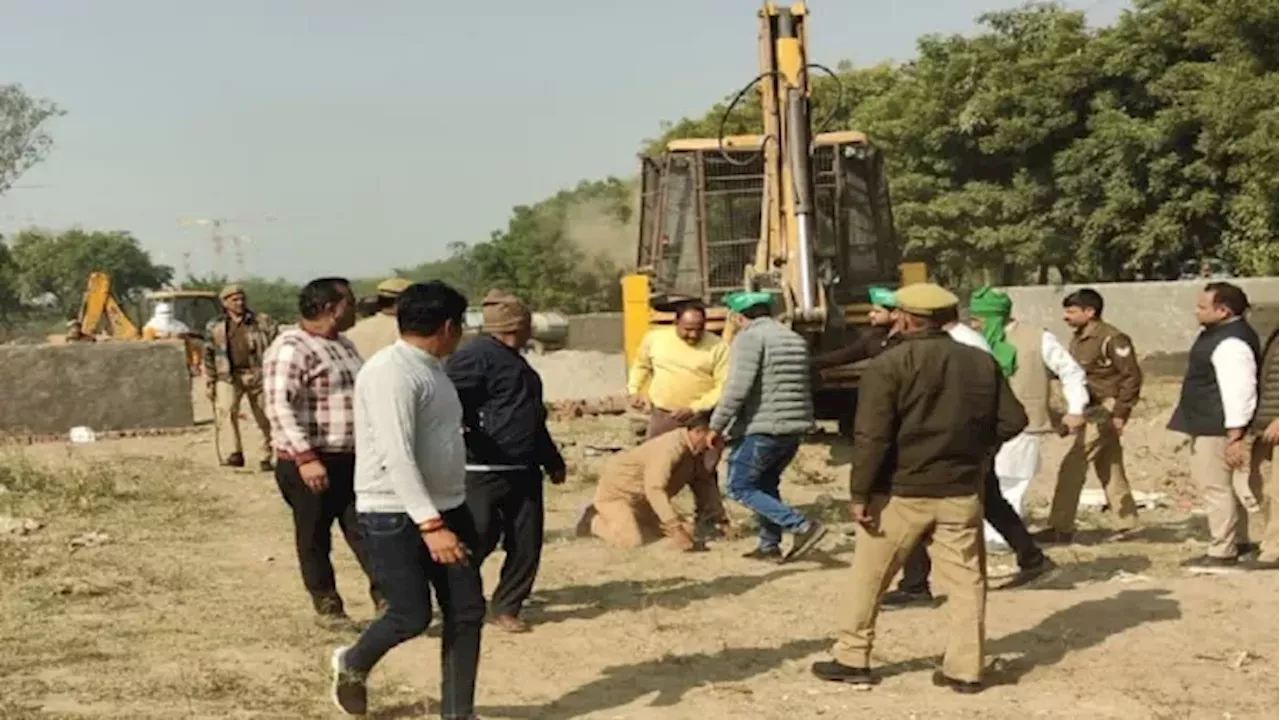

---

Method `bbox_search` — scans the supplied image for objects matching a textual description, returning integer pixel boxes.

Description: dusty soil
[0,379,1276,719]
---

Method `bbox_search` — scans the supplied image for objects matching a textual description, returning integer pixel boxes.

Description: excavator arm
[758,2,820,321]
[79,272,141,340]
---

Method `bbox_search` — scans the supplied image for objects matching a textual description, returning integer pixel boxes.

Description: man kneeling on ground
[576,413,726,551]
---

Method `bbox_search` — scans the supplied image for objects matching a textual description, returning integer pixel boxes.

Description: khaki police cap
[893,283,959,315]
[219,284,246,300]
[375,277,411,297]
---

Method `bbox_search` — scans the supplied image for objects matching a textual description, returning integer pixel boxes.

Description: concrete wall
[567,313,625,354]
[1001,277,1279,374]
[0,342,194,436]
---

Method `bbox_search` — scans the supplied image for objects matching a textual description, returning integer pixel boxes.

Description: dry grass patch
[0,451,328,718]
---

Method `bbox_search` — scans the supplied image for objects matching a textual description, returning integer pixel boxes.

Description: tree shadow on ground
[873,588,1181,684]
[523,567,806,626]
[469,638,830,720]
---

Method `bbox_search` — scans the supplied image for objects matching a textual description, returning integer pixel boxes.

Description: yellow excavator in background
[76,271,141,340]
[72,271,222,375]
[620,1,926,429]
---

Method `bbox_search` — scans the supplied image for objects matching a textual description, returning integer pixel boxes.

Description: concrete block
[0,341,194,436]
[567,313,625,353]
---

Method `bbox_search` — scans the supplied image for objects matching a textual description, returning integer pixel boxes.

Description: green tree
[0,239,22,323]
[0,84,63,196]
[10,229,173,313]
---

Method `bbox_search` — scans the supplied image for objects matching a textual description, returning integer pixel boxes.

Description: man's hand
[423,527,470,566]
[1265,420,1279,446]
[548,467,567,485]
[706,431,723,450]
[1226,438,1248,470]
[298,460,329,493]
[1111,417,1127,435]
[628,394,651,411]
[1062,414,1085,434]
[849,501,873,526]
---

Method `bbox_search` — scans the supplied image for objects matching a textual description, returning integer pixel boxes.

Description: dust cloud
[562,188,640,272]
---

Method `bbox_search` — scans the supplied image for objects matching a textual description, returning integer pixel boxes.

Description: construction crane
[621,1,927,428]
[178,216,276,277]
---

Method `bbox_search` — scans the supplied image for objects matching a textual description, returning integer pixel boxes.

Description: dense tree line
[660,0,1276,284]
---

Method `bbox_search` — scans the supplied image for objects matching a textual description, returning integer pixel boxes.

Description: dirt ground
[1,379,1276,719]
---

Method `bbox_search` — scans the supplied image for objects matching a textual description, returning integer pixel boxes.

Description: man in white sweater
[329,281,484,720]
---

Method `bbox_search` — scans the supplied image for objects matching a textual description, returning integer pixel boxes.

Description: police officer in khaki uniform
[811,283,1027,693]
[344,277,410,360]
[204,284,279,470]
[1040,288,1142,542]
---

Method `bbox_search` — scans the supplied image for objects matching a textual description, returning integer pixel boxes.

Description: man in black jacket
[446,290,566,633]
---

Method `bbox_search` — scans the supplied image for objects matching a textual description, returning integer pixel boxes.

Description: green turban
[868,286,897,308]
[723,291,774,314]
[968,286,1016,377]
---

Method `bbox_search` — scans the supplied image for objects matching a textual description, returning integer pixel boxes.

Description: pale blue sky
[0,0,1123,281]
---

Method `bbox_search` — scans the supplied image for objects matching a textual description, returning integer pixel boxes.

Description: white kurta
[993,330,1089,527]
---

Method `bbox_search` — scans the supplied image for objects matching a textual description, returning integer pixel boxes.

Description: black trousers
[345,508,486,720]
[274,454,378,612]
[464,469,544,618]
[898,468,1045,594]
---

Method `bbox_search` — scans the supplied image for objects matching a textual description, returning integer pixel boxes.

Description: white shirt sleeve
[947,324,992,354]
[1211,337,1258,429]
[1041,331,1089,415]
[359,364,441,523]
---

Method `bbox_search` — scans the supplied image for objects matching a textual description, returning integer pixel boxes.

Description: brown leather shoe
[488,614,531,633]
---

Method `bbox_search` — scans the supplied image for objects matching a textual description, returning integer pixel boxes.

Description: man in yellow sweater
[628,302,730,537]
[628,302,729,438]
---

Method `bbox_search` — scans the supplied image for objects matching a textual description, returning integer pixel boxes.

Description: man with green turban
[709,291,828,562]
[966,286,1089,525]
[812,286,902,371]
[968,287,1018,377]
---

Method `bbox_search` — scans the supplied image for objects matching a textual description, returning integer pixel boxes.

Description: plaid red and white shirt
[262,326,363,462]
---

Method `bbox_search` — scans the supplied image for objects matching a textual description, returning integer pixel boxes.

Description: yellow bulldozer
[621,1,926,429]
[68,271,223,375]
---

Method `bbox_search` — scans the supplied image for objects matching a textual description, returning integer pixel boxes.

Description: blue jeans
[725,434,810,551]
[345,508,486,720]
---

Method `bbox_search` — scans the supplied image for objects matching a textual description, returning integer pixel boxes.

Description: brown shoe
[488,614,531,633]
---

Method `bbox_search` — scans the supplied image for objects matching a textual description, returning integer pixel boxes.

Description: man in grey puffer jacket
[710,291,827,562]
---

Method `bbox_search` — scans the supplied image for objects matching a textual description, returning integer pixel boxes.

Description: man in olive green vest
[968,287,1090,520]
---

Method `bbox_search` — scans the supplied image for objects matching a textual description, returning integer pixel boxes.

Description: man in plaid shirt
[263,276,380,626]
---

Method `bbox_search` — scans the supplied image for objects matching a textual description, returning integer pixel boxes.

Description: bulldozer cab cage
[636,132,901,314]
